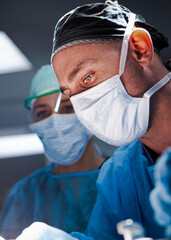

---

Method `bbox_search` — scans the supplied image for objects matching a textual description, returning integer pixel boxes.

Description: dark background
[0,0,170,208]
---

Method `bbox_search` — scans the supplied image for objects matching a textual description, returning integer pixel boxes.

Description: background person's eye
[65,105,74,113]
[36,110,49,120]
[59,105,74,114]
[83,74,92,83]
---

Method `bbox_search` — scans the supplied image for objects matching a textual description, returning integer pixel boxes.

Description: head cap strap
[119,12,136,76]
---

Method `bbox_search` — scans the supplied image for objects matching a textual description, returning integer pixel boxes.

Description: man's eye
[83,74,92,83]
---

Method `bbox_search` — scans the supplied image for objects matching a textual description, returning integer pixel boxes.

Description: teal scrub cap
[24,65,60,110]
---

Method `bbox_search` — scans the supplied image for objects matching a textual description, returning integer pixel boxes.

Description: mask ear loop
[144,72,171,98]
[119,12,136,76]
[54,92,62,112]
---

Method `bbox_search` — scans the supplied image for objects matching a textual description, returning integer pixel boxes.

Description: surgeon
[0,65,105,239]
[12,1,171,240]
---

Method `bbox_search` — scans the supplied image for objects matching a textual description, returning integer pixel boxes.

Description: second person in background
[0,65,105,239]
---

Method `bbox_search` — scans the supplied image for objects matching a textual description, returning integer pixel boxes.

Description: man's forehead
[53,42,119,95]
[74,58,97,69]
[53,42,113,75]
[53,46,99,83]
[54,41,112,61]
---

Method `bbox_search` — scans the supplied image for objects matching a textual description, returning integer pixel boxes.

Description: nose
[63,89,71,96]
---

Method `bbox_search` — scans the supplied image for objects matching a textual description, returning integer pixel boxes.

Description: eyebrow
[59,58,97,94]
[33,104,47,112]
[68,58,97,82]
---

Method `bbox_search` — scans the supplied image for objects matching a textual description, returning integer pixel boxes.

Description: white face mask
[30,114,92,165]
[71,13,171,146]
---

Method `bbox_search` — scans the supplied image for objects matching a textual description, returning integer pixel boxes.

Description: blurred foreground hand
[15,222,77,240]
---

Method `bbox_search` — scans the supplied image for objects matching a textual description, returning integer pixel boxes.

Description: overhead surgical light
[0,31,32,74]
[0,133,44,159]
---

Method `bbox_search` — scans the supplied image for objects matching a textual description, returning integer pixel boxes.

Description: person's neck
[50,138,105,175]
[140,69,171,160]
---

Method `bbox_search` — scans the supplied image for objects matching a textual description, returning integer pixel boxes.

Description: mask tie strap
[54,92,62,112]
[119,12,136,76]
[144,72,171,98]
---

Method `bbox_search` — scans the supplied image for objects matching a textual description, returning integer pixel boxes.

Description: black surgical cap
[52,0,169,59]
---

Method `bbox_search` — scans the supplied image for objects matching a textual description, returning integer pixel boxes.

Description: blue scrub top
[71,140,165,240]
[0,163,99,239]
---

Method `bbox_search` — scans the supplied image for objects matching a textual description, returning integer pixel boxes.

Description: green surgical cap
[24,65,60,110]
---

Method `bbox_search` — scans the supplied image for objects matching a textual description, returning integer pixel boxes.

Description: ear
[129,28,153,67]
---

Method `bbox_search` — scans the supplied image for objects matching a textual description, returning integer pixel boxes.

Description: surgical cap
[51,0,169,60]
[24,65,60,110]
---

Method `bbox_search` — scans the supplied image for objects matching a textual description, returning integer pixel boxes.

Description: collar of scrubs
[44,163,100,178]
[140,141,156,184]
[140,142,154,167]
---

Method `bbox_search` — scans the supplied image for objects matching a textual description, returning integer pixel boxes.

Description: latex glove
[16,222,78,240]
[150,147,171,236]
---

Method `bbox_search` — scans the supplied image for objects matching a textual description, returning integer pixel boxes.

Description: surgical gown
[71,140,165,240]
[0,163,99,239]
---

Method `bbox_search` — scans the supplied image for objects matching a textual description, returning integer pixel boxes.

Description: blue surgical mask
[29,113,92,165]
